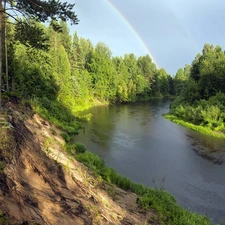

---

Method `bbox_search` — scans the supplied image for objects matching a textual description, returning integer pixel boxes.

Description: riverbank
[0,102,158,224]
[164,114,225,139]
[0,100,213,224]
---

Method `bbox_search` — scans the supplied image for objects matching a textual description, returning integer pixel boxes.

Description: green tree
[137,55,156,82]
[174,68,186,95]
[0,0,79,108]
[112,56,130,102]
[158,68,169,96]
[190,44,225,99]
[59,20,72,58]
[137,55,157,98]
[123,54,139,101]
[87,42,116,102]
[167,74,175,96]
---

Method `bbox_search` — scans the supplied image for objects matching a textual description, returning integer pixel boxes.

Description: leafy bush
[60,132,70,142]
[62,126,79,135]
[74,142,87,154]
[169,92,225,134]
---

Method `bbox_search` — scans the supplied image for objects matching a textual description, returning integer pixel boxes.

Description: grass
[65,143,212,225]
[164,114,225,139]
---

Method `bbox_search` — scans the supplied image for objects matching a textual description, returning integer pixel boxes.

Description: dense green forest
[167,43,225,136]
[2,15,225,137]
[1,19,175,129]
[3,21,175,104]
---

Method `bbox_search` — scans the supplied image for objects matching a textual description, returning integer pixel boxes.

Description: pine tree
[0,0,79,108]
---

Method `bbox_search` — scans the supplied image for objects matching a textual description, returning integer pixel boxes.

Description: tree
[137,55,156,83]
[112,56,130,102]
[0,0,79,108]
[167,74,175,96]
[174,68,185,95]
[158,68,169,96]
[59,20,72,57]
[87,42,116,101]
[137,55,157,97]
[189,44,225,99]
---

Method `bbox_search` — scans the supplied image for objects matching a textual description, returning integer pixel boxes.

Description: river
[74,99,225,224]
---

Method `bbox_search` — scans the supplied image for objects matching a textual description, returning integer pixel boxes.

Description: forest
[0,18,176,133]
[1,11,225,139]
[167,43,225,136]
[2,15,225,137]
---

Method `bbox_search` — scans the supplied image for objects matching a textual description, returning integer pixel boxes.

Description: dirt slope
[0,104,158,225]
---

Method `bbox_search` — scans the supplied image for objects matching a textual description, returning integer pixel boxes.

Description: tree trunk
[0,0,2,109]
[4,0,8,92]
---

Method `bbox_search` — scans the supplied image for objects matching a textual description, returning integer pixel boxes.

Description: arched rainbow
[106,0,159,68]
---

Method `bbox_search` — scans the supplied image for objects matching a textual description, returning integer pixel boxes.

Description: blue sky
[69,0,225,75]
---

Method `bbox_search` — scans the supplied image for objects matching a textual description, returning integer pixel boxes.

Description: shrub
[74,142,87,154]
[60,132,70,142]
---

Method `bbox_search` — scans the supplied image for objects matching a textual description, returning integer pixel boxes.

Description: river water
[74,99,225,224]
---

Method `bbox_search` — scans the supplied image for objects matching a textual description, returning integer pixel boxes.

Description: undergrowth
[30,97,82,142]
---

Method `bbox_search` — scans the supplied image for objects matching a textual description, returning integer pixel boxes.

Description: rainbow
[106,0,159,68]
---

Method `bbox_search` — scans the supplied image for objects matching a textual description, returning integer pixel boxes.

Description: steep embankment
[0,103,158,225]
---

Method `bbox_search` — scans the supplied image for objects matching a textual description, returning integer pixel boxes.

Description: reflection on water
[74,99,225,224]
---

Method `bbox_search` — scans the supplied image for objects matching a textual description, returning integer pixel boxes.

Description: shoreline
[163,114,225,139]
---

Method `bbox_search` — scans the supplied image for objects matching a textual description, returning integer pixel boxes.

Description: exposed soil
[0,102,159,225]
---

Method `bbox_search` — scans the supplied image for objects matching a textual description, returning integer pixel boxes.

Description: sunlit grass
[164,114,225,138]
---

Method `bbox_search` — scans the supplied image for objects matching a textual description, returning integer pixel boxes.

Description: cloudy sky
[69,0,225,75]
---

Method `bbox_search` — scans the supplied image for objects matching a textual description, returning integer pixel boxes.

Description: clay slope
[0,107,158,225]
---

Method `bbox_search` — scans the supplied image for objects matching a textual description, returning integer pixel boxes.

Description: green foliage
[169,90,225,136]
[137,191,210,225]
[15,19,50,50]
[3,19,173,113]
[31,97,81,139]
[14,0,79,25]
[0,0,80,108]
[190,44,225,99]
[168,43,225,136]
[74,142,87,154]
[60,132,70,142]
[75,151,105,172]
[174,68,186,95]
[164,114,225,138]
